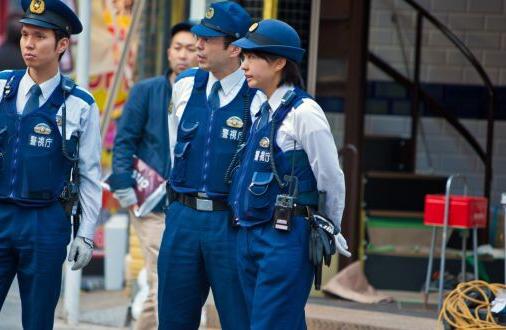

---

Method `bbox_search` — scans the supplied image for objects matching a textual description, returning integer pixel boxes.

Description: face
[168,31,197,75]
[195,36,234,71]
[241,52,285,92]
[20,25,68,70]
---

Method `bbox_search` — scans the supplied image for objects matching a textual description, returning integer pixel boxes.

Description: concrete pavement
[1,277,439,330]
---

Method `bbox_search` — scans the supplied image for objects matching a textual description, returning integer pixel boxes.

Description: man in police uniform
[158,2,265,329]
[0,1,102,329]
[109,22,197,330]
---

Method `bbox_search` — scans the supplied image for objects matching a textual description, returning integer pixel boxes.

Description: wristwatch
[81,237,94,249]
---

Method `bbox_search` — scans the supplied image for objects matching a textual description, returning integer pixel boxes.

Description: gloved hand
[68,236,94,270]
[335,233,351,257]
[308,212,338,267]
[113,187,137,208]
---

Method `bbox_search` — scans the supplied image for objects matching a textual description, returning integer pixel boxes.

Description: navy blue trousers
[0,202,70,330]
[158,201,249,330]
[237,216,314,330]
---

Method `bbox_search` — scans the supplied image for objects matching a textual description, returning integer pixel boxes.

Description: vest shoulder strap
[273,88,310,125]
[175,67,199,83]
[61,75,76,94]
[193,69,209,90]
[1,70,24,100]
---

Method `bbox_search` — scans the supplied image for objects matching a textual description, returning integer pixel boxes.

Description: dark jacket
[109,74,172,212]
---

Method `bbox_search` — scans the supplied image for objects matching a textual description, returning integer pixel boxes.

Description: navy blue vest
[0,70,75,206]
[170,69,255,200]
[230,88,319,227]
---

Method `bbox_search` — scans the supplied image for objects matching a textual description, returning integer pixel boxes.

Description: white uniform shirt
[262,84,346,227]
[169,67,266,165]
[0,70,102,240]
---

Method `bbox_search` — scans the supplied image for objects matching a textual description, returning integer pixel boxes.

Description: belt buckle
[196,198,213,211]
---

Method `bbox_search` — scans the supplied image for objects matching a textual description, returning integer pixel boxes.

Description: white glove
[113,187,138,208]
[335,233,351,258]
[68,236,94,270]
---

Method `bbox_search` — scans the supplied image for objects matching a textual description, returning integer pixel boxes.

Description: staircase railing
[368,0,496,203]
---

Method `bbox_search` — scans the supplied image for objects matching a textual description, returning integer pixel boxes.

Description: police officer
[109,22,197,330]
[158,2,265,329]
[0,1,102,329]
[229,19,350,329]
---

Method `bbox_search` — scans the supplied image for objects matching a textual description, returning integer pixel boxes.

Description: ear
[228,44,242,58]
[57,37,70,55]
[273,57,287,73]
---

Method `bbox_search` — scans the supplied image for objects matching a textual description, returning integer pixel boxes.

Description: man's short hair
[171,21,194,38]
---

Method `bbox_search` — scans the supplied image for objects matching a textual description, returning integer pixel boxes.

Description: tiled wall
[368,0,506,85]
[334,0,506,205]
[327,111,505,204]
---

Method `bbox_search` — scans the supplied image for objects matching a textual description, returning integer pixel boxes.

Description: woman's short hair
[243,50,305,88]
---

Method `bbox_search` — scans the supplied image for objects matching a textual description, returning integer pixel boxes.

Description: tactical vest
[0,70,76,206]
[229,88,319,227]
[170,69,255,200]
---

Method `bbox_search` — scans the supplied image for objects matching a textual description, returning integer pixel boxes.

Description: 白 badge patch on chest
[34,123,52,135]
[226,116,243,129]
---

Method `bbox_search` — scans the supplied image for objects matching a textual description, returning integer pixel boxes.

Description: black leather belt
[177,194,229,212]
[293,205,311,218]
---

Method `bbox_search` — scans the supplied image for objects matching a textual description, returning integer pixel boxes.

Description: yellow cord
[439,280,506,329]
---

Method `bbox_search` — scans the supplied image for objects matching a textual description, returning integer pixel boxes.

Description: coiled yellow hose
[439,280,506,329]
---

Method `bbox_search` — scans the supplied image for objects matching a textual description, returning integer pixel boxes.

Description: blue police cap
[20,0,83,35]
[232,19,305,63]
[191,1,251,39]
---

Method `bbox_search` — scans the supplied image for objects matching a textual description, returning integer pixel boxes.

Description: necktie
[23,84,42,115]
[208,81,222,110]
[255,101,270,132]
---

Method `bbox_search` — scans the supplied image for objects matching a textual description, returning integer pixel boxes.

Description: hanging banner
[88,0,139,167]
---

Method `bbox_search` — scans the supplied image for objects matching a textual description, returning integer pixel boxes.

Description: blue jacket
[109,74,172,212]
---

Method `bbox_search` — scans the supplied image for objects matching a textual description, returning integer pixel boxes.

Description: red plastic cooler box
[424,195,487,229]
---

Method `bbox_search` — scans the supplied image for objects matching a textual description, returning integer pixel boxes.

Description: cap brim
[232,37,260,50]
[191,24,226,37]
[233,38,305,63]
[20,17,61,31]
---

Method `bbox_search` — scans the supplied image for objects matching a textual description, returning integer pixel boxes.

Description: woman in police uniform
[229,19,350,329]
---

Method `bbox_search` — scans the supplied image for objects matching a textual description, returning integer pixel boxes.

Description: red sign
[424,195,488,229]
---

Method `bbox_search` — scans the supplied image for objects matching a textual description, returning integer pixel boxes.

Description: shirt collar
[20,69,61,102]
[208,67,245,96]
[267,84,295,113]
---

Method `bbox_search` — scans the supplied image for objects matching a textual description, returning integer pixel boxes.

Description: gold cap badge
[249,22,259,33]
[34,123,52,135]
[205,7,214,19]
[259,137,270,148]
[29,0,45,15]
[226,116,244,129]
